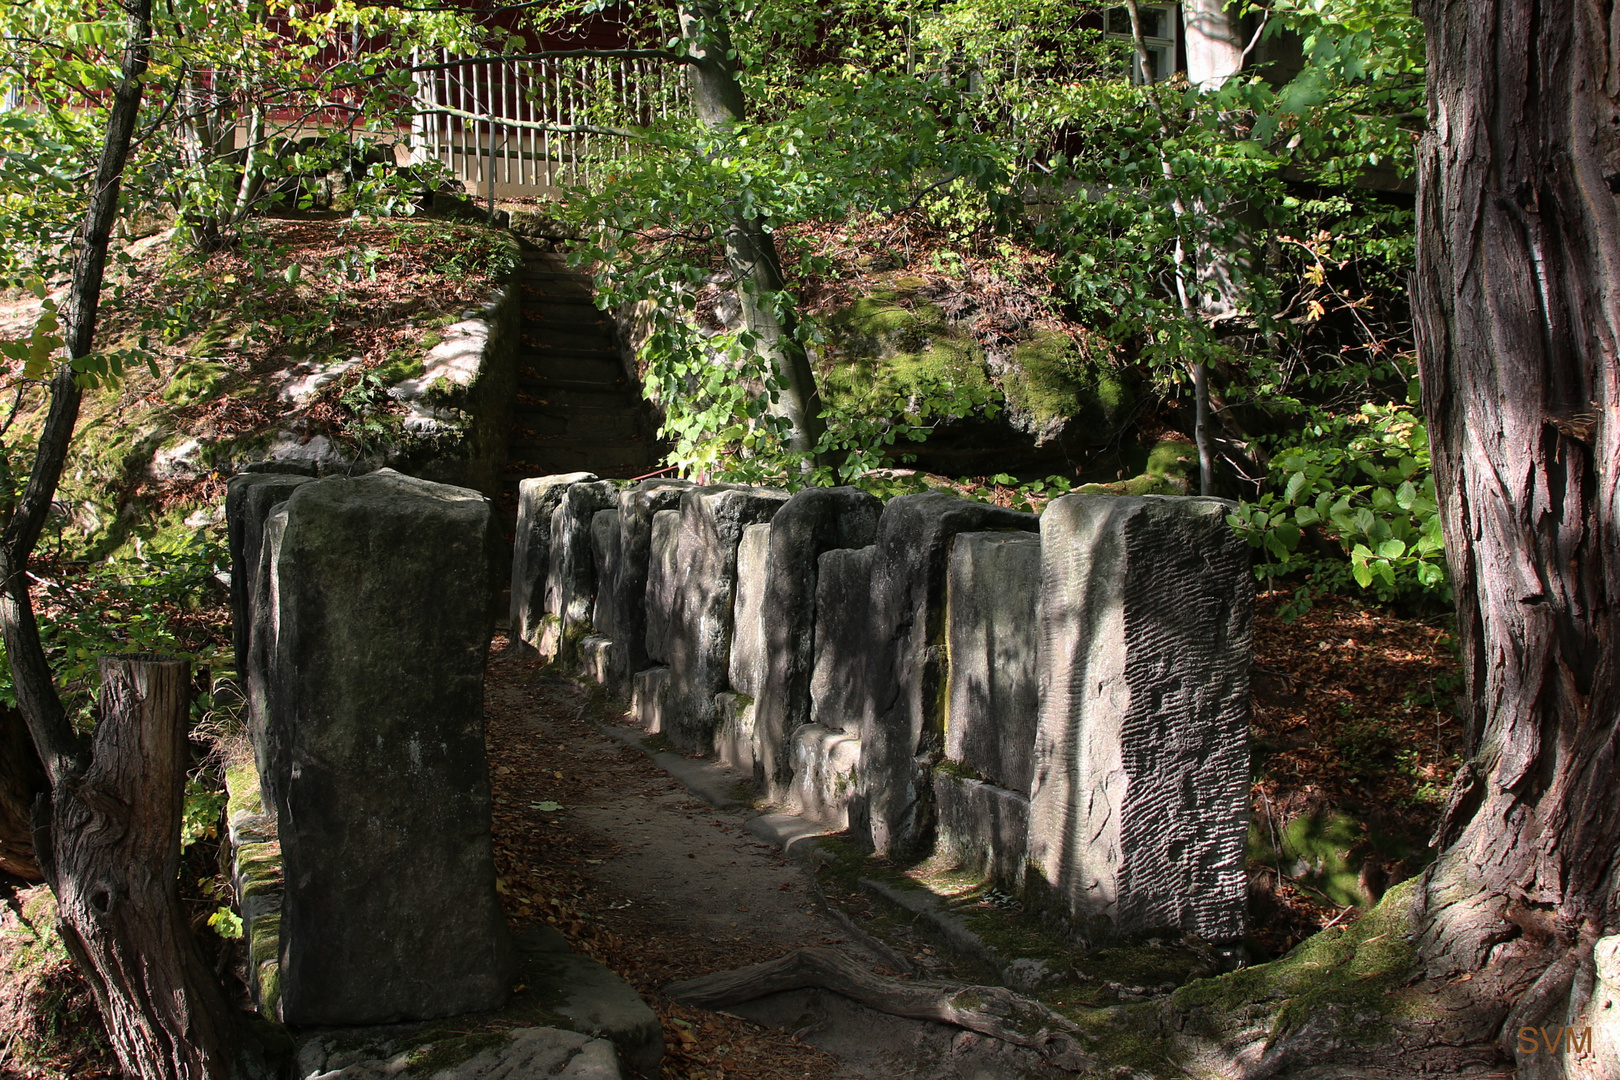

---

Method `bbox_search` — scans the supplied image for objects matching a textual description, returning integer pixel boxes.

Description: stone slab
[509,473,596,654]
[933,772,1030,889]
[848,493,1038,857]
[294,1027,623,1080]
[727,523,773,700]
[580,636,613,686]
[607,480,693,694]
[788,723,862,830]
[590,509,622,641]
[264,469,511,1025]
[642,510,683,664]
[661,487,788,754]
[1026,493,1252,943]
[808,545,877,736]
[714,691,756,776]
[541,480,618,661]
[631,666,671,735]
[752,487,882,795]
[227,472,313,674]
[514,925,664,1076]
[944,531,1042,794]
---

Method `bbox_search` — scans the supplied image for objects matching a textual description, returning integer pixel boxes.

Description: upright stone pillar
[227,472,312,810]
[716,523,771,773]
[634,508,685,731]
[509,472,595,655]
[799,544,879,828]
[661,487,787,753]
[540,480,617,660]
[751,487,882,796]
[608,479,692,694]
[936,530,1042,884]
[263,469,511,1024]
[1026,494,1252,944]
[852,493,1038,857]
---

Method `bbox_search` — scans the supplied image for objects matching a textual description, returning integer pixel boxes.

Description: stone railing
[511,476,1255,946]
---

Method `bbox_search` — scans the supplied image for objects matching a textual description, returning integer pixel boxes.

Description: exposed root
[664,946,1097,1071]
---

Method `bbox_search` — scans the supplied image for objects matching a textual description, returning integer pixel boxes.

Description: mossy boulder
[1001,330,1133,437]
[822,296,993,413]
[1076,438,1196,496]
[164,358,231,406]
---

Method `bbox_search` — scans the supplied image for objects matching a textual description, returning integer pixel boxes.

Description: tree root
[664,946,1097,1072]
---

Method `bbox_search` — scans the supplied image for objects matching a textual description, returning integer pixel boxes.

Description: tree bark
[39,657,239,1080]
[677,1,829,464]
[0,704,46,881]
[1411,0,1620,1070]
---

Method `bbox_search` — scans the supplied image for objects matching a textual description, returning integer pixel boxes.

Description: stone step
[516,381,639,409]
[511,404,647,440]
[521,328,617,352]
[521,354,625,385]
[505,440,662,474]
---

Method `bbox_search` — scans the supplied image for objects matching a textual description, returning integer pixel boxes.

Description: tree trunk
[37,657,240,1080]
[677,1,829,463]
[1181,0,1246,89]
[1411,0,1620,1070]
[0,704,46,881]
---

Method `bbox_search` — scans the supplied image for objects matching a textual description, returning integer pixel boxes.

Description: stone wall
[512,476,1255,945]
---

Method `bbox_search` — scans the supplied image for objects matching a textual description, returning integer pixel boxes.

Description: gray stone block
[541,480,618,660]
[1026,493,1252,943]
[607,480,693,694]
[247,505,292,818]
[933,772,1030,888]
[753,487,882,795]
[514,925,664,1076]
[849,493,1038,857]
[714,692,757,775]
[295,1027,624,1080]
[580,636,613,686]
[727,523,772,700]
[590,509,622,640]
[632,666,672,734]
[509,473,596,654]
[643,510,683,664]
[661,487,788,753]
[944,531,1042,794]
[808,545,876,735]
[263,469,511,1025]
[788,724,862,829]
[227,472,313,676]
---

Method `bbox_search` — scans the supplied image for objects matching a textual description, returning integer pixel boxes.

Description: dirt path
[482,638,868,1080]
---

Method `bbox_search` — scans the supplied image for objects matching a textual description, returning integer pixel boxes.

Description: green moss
[374,349,426,385]
[1145,438,1196,481]
[1173,877,1419,1045]
[406,1032,510,1076]
[1002,330,1133,430]
[164,359,230,405]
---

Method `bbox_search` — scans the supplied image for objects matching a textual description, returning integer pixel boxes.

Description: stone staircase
[501,245,664,528]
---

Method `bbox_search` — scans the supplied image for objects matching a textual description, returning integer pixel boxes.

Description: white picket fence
[411,53,685,198]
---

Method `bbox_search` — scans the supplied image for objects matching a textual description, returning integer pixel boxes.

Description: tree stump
[43,655,239,1080]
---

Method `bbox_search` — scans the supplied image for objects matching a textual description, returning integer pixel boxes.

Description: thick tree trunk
[1411,0,1620,1071]
[38,657,239,1080]
[677,1,829,463]
[0,704,46,880]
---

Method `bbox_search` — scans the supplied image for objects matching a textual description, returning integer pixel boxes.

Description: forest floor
[0,593,1465,1079]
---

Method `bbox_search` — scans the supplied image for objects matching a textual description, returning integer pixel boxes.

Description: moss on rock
[1001,330,1132,433]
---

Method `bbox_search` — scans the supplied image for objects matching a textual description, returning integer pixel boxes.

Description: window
[1105,4,1180,85]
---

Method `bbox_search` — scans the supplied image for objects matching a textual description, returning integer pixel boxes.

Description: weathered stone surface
[933,773,1030,888]
[661,487,788,753]
[541,481,618,660]
[753,487,882,795]
[714,692,756,775]
[788,724,862,829]
[1026,494,1252,943]
[247,505,291,817]
[226,472,313,673]
[848,493,1039,857]
[632,666,672,734]
[263,469,511,1024]
[608,480,693,694]
[514,925,664,1076]
[590,509,622,641]
[642,509,684,665]
[808,545,877,735]
[727,523,773,700]
[509,473,596,654]
[294,1027,624,1080]
[580,636,613,686]
[944,531,1041,794]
